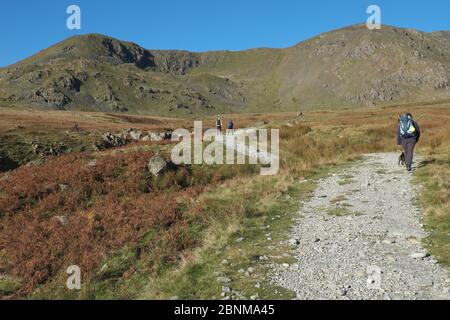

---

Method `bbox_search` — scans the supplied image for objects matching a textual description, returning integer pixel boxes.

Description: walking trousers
[401,137,417,168]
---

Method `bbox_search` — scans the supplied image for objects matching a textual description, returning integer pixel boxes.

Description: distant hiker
[216,116,223,133]
[227,119,234,135]
[397,113,420,172]
[73,122,80,132]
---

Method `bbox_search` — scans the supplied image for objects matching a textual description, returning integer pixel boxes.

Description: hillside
[0,24,449,115]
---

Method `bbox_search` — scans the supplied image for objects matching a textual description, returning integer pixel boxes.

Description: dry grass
[0,107,186,134]
[414,135,450,265]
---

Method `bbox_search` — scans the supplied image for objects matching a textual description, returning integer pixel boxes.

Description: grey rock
[141,131,163,142]
[410,252,429,259]
[99,132,128,149]
[59,184,71,192]
[148,154,167,176]
[128,129,142,141]
[54,215,69,226]
[87,159,98,167]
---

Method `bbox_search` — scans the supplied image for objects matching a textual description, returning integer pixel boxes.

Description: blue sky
[1,0,449,67]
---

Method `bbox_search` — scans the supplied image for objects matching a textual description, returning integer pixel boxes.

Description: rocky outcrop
[34,87,71,107]
[22,69,52,83]
[93,129,172,150]
[151,51,200,75]
[98,36,200,74]
[100,37,155,69]
[31,143,65,157]
[344,79,406,106]
[96,132,128,149]
[140,131,170,142]
[122,128,171,142]
[53,73,81,91]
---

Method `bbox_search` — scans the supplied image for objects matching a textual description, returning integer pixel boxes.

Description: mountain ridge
[1,24,449,116]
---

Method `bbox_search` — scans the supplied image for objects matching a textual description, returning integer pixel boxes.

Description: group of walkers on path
[214,113,420,172]
[216,116,234,135]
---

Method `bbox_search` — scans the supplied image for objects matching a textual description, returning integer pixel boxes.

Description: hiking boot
[406,166,412,172]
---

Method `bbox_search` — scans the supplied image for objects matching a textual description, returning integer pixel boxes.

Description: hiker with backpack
[397,113,421,172]
[216,116,223,133]
[227,119,234,135]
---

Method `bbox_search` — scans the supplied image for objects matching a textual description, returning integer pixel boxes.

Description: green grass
[414,156,450,267]
[0,277,22,297]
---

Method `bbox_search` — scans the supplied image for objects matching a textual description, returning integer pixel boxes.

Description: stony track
[271,153,449,300]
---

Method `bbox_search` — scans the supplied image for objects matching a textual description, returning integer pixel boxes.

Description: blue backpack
[399,115,416,138]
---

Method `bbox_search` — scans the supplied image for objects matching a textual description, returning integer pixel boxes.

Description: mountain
[0,24,449,116]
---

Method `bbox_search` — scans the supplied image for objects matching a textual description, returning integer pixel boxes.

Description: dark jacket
[397,119,420,145]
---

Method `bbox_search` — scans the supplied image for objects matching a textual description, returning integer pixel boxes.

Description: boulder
[410,252,429,259]
[142,132,163,142]
[159,131,172,140]
[101,132,128,148]
[123,128,142,141]
[148,154,167,176]
[59,184,71,192]
[129,129,142,141]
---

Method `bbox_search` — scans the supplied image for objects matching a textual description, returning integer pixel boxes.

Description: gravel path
[271,153,449,300]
